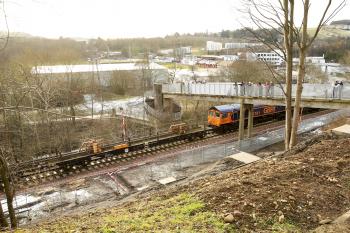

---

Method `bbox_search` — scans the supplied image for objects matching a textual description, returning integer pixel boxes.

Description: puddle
[1,176,124,225]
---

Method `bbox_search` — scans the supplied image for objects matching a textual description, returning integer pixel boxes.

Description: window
[215,111,220,117]
[222,112,227,118]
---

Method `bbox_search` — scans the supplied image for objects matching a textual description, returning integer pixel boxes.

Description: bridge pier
[239,100,254,141]
[239,100,245,140]
[154,84,164,111]
[247,104,254,138]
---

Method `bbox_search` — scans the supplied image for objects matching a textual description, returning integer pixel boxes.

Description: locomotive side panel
[208,104,285,127]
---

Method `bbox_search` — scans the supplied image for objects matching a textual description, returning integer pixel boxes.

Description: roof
[331,20,350,25]
[32,62,166,74]
[210,104,268,113]
[210,104,240,113]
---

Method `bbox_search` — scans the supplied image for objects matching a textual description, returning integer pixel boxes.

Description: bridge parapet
[163,82,350,100]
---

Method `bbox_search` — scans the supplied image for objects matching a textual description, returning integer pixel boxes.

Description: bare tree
[30,74,62,154]
[190,64,197,82]
[341,51,350,65]
[168,62,179,84]
[109,70,131,95]
[0,0,9,52]
[282,0,294,150]
[306,64,328,83]
[241,0,345,150]
[240,0,293,150]
[0,148,16,228]
[289,0,345,148]
[341,51,350,81]
[220,60,273,83]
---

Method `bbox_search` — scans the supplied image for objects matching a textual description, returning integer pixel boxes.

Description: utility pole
[95,58,104,117]
[119,107,127,142]
[89,58,95,120]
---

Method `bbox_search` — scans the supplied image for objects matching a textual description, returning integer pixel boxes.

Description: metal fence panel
[163,82,350,99]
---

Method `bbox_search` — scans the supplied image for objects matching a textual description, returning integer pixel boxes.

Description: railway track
[12,129,221,188]
[10,125,245,187]
[8,109,331,189]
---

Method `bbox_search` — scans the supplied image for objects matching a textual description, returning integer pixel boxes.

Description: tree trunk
[3,111,10,150]
[0,201,8,228]
[70,105,76,126]
[194,101,200,126]
[284,42,293,150]
[289,0,309,149]
[45,107,52,154]
[285,67,292,150]
[95,61,104,118]
[0,152,17,229]
[290,54,305,147]
[29,93,42,153]
[283,0,294,151]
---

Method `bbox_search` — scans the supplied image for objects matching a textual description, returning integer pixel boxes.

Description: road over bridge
[162,82,350,110]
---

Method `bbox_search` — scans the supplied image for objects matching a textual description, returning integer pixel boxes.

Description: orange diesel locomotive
[208,104,285,127]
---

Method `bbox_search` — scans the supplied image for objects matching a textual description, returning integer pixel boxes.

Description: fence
[120,109,350,186]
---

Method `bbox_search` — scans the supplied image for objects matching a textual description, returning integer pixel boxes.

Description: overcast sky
[2,0,349,39]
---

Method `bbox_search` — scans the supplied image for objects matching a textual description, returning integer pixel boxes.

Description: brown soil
[161,133,350,232]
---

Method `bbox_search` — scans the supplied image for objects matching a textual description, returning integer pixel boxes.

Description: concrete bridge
[159,82,350,140]
[162,82,350,109]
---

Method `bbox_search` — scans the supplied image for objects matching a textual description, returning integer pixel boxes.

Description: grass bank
[13,193,232,233]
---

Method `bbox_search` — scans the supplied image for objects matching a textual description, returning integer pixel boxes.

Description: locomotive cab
[208,109,222,127]
[208,104,240,127]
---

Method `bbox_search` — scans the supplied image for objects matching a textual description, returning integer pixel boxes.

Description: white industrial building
[176,46,192,55]
[32,63,169,88]
[174,46,192,59]
[181,55,197,65]
[159,49,174,55]
[224,42,263,49]
[206,41,222,51]
[219,55,239,61]
[255,51,284,66]
[327,20,350,30]
[328,24,350,30]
